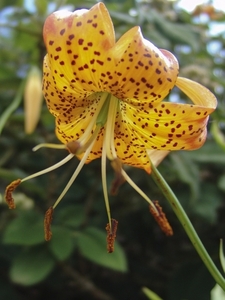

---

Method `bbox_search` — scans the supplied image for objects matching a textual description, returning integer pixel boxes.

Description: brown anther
[110,158,126,195]
[4,179,21,209]
[66,140,81,154]
[106,218,118,253]
[44,206,54,241]
[150,201,173,236]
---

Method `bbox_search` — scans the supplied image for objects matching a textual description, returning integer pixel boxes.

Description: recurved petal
[147,150,170,167]
[114,98,213,169]
[43,2,115,110]
[175,77,217,108]
[108,27,179,103]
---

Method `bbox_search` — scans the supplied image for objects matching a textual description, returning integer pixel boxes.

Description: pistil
[101,94,120,229]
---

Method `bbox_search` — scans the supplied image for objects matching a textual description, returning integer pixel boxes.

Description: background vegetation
[0,0,225,299]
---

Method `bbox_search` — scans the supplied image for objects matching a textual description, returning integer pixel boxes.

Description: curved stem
[121,169,156,210]
[150,162,225,290]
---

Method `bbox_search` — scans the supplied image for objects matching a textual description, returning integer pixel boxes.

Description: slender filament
[52,138,97,209]
[104,95,119,160]
[33,143,67,152]
[76,124,101,155]
[78,92,108,144]
[121,169,157,212]
[101,143,112,229]
[21,154,74,183]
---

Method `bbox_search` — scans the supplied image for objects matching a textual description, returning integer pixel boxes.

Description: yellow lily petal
[147,150,170,167]
[175,77,217,108]
[111,75,216,172]
[108,28,179,102]
[116,99,211,152]
[43,3,115,114]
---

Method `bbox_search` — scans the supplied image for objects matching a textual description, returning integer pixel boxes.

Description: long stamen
[106,218,118,253]
[33,143,67,151]
[75,124,101,155]
[150,200,173,236]
[121,169,157,213]
[104,95,119,160]
[4,153,74,210]
[52,138,97,209]
[101,143,112,229]
[110,158,126,195]
[5,179,21,209]
[78,92,109,144]
[21,154,74,183]
[101,95,120,229]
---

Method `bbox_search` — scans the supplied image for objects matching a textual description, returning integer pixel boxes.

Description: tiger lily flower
[5,3,217,245]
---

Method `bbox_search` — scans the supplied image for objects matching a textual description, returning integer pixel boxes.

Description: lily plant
[5,2,225,289]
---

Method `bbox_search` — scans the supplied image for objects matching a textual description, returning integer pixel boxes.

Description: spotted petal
[43,3,115,116]
[112,78,216,172]
[42,3,217,174]
[106,28,179,102]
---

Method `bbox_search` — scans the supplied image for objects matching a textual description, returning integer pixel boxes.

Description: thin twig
[60,263,116,300]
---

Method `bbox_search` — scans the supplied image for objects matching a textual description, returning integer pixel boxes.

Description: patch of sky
[207,40,222,55]
[24,0,75,14]
[176,0,225,13]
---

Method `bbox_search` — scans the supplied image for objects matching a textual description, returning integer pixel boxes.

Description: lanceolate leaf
[10,246,55,286]
[77,227,127,272]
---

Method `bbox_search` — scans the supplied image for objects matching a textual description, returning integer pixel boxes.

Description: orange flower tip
[106,218,118,253]
[44,206,54,241]
[150,201,173,236]
[4,179,22,209]
[66,140,81,154]
[110,159,126,195]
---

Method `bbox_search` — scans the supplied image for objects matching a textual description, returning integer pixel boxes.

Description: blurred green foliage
[0,0,225,299]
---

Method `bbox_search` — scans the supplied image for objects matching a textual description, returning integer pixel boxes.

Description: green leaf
[10,246,55,286]
[194,183,222,224]
[184,140,225,164]
[77,227,127,272]
[218,174,225,192]
[144,10,199,50]
[3,211,45,246]
[48,226,76,261]
[34,0,47,15]
[56,204,85,229]
[219,239,225,273]
[142,287,163,300]
[170,152,200,200]
[109,10,136,24]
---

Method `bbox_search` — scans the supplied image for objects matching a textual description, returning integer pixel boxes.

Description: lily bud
[24,66,43,134]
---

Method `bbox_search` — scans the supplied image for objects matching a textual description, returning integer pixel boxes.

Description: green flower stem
[211,121,225,151]
[150,162,225,290]
[0,80,25,135]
